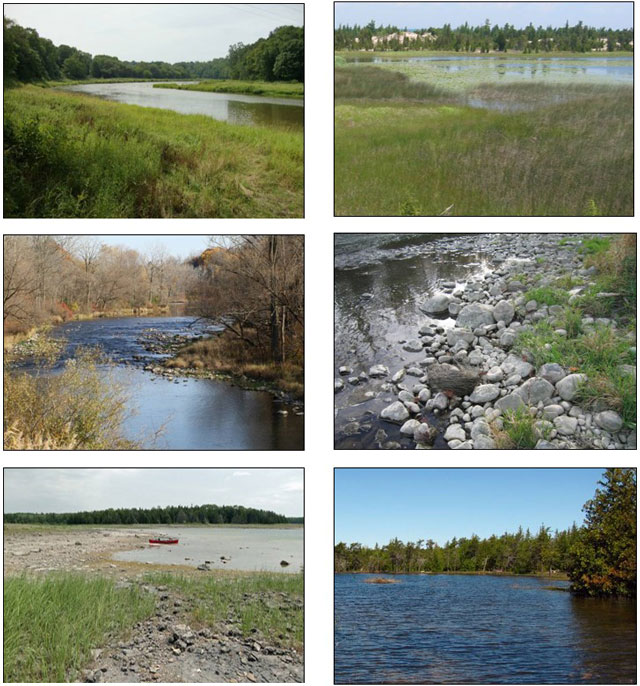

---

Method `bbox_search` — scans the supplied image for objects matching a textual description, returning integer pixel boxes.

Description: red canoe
[149,537,179,545]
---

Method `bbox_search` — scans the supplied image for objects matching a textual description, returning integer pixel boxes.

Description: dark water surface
[334,234,495,447]
[61,81,303,130]
[113,526,302,573]
[335,574,637,684]
[42,316,303,450]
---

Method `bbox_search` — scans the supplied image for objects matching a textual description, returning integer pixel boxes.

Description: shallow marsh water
[61,81,303,129]
[38,316,303,450]
[335,573,637,684]
[113,527,302,573]
[343,55,632,87]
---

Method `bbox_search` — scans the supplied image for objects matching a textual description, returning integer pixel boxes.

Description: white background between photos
[2,1,640,685]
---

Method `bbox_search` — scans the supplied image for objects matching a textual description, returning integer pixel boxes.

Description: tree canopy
[335,20,633,53]
[4,503,289,526]
[4,17,303,85]
[567,468,636,597]
[335,524,581,575]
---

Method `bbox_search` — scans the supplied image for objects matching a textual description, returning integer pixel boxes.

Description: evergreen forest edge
[335,469,636,597]
[4,18,303,85]
[335,19,632,53]
[4,503,301,526]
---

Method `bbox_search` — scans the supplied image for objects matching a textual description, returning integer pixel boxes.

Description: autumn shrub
[4,340,137,450]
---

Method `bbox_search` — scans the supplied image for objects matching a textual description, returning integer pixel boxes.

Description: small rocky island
[335,234,636,450]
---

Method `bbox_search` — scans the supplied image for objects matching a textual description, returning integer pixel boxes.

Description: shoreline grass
[154,79,303,99]
[336,49,634,59]
[335,65,632,216]
[3,573,155,683]
[144,571,303,650]
[4,85,302,218]
[165,332,304,399]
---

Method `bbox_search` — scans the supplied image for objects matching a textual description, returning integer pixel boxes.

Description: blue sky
[335,469,605,546]
[5,4,303,61]
[93,235,211,260]
[4,469,303,516]
[335,3,633,30]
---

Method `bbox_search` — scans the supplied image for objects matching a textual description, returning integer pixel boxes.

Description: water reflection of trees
[568,596,636,682]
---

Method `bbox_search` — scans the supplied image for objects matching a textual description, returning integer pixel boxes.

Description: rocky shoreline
[335,234,636,449]
[136,330,304,413]
[4,528,303,683]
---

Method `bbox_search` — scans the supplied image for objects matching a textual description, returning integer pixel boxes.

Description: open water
[335,573,637,683]
[61,81,303,129]
[113,526,302,573]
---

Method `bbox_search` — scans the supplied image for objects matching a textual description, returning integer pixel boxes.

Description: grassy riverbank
[335,65,632,216]
[4,86,303,218]
[155,79,303,98]
[165,332,304,399]
[4,573,155,682]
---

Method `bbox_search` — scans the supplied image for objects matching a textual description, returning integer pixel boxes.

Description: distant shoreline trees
[4,503,290,526]
[335,469,636,597]
[4,17,303,85]
[335,20,633,53]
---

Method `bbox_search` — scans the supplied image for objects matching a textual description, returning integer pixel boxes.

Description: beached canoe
[149,537,179,545]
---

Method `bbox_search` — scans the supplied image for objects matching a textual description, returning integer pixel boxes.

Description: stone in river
[469,384,500,403]
[380,401,409,423]
[403,339,424,353]
[456,303,495,329]
[420,293,452,314]
[594,410,623,432]
[369,364,389,378]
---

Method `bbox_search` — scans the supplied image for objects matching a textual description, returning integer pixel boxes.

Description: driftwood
[427,363,482,397]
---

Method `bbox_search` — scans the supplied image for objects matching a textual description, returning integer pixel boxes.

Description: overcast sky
[335,2,633,30]
[5,4,303,61]
[4,469,303,516]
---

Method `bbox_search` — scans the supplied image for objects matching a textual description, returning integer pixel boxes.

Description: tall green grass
[155,79,303,99]
[145,571,303,648]
[4,86,302,218]
[4,573,155,682]
[335,66,632,216]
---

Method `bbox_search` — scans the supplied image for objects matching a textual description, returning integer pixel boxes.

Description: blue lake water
[335,573,637,683]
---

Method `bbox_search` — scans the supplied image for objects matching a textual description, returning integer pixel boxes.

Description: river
[37,316,303,450]
[335,574,637,684]
[113,526,302,573]
[61,81,303,129]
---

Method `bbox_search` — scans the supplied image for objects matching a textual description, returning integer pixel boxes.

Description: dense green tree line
[5,503,287,525]
[4,18,302,85]
[336,469,636,597]
[335,19,633,53]
[228,25,303,81]
[336,524,581,575]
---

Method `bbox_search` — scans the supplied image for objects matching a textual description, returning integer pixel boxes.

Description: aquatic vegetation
[154,79,303,99]
[335,62,632,216]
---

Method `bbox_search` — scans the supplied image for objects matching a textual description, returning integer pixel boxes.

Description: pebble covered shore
[335,234,636,449]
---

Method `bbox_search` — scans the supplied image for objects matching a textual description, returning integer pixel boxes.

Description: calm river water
[335,574,637,684]
[61,81,303,129]
[42,316,303,450]
[113,527,302,573]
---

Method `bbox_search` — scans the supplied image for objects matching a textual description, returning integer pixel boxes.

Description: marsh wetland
[335,53,632,216]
